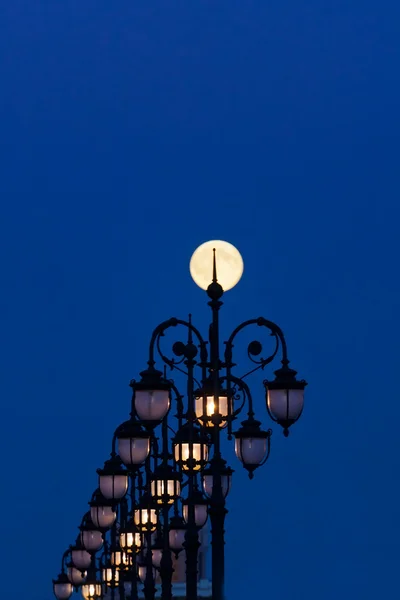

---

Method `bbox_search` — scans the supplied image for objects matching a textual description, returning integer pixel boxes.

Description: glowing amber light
[134,508,158,531]
[174,443,209,471]
[81,583,102,599]
[194,395,229,427]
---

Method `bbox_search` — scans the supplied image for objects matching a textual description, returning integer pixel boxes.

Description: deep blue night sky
[1,1,400,599]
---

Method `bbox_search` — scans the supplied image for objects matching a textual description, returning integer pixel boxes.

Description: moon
[189,240,244,292]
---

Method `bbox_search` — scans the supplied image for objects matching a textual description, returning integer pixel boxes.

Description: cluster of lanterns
[53,358,306,600]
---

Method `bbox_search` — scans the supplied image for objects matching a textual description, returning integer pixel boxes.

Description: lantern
[97,455,128,500]
[173,423,209,472]
[234,418,272,477]
[265,365,307,436]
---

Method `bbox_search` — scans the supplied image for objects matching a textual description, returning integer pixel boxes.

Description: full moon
[189,240,244,292]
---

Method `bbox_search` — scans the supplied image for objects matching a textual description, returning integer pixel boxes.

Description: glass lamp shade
[173,424,209,472]
[151,464,181,504]
[183,503,208,528]
[235,437,267,464]
[119,528,142,553]
[71,549,92,570]
[97,456,128,500]
[182,490,208,528]
[234,418,272,477]
[202,464,233,499]
[80,530,103,552]
[102,567,119,587]
[135,389,170,422]
[137,564,157,583]
[90,505,116,530]
[151,478,181,504]
[110,546,132,568]
[168,516,186,552]
[81,582,102,600]
[134,507,158,531]
[194,385,231,428]
[265,366,307,435]
[116,419,151,466]
[99,473,128,500]
[151,548,163,568]
[53,574,73,600]
[131,368,171,423]
[67,566,87,586]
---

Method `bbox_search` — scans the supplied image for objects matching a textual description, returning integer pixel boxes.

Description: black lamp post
[53,242,307,600]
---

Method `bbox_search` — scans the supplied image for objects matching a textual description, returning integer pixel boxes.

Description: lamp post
[53,240,307,600]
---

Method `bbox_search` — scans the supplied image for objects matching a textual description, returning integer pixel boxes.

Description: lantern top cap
[97,455,126,477]
[234,417,272,439]
[130,366,171,392]
[174,422,210,444]
[89,489,114,508]
[53,572,70,585]
[116,418,149,439]
[152,463,181,480]
[265,364,308,390]
[169,515,186,529]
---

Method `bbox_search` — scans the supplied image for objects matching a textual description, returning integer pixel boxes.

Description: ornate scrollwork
[225,317,285,380]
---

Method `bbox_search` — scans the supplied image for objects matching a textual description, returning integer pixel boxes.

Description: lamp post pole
[184,321,201,600]
[207,250,227,600]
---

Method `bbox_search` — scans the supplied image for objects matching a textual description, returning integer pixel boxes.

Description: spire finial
[212,248,218,283]
[207,248,224,300]
[188,313,193,344]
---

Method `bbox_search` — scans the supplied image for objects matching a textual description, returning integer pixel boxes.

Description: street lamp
[79,514,103,553]
[151,463,181,504]
[182,489,208,528]
[265,364,306,436]
[173,423,209,472]
[97,455,129,500]
[53,573,73,600]
[89,489,117,530]
[53,240,307,600]
[116,418,151,467]
[67,563,87,586]
[70,537,92,570]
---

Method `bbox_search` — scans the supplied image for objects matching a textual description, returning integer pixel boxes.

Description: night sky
[1,1,400,599]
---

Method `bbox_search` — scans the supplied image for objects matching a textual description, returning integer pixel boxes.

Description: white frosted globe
[189,240,244,291]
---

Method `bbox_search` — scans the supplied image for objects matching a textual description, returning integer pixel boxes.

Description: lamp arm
[225,317,290,376]
[147,317,208,377]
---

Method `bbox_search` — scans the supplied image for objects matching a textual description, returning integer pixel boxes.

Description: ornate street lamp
[173,423,209,472]
[182,488,208,528]
[81,565,102,600]
[119,519,142,554]
[234,417,272,478]
[131,367,171,425]
[194,379,232,429]
[116,418,151,467]
[53,573,73,600]
[53,240,307,600]
[67,563,87,586]
[151,463,181,505]
[79,513,103,553]
[168,515,186,555]
[134,494,158,532]
[97,455,129,500]
[70,537,92,570]
[202,459,233,499]
[264,364,307,436]
[89,489,117,530]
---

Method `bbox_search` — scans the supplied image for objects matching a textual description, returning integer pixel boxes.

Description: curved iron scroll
[225,316,289,380]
